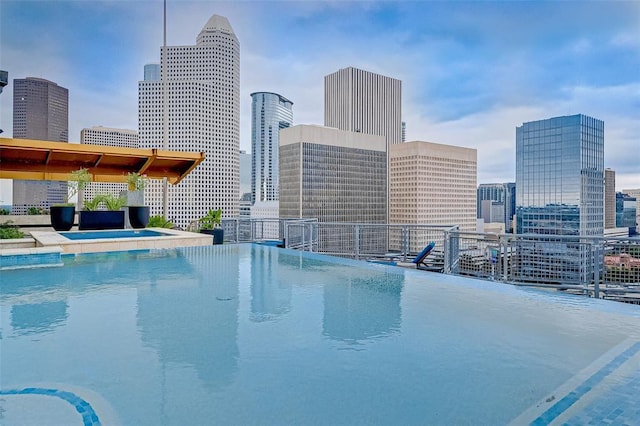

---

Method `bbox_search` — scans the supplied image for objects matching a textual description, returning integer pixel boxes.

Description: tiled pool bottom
[1,244,639,425]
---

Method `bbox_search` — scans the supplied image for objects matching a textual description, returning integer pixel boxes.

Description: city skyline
[0,1,638,204]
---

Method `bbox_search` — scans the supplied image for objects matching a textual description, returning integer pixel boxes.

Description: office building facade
[477,182,516,232]
[616,192,637,235]
[604,168,616,229]
[516,114,604,236]
[250,92,293,204]
[12,77,68,214]
[279,125,387,223]
[138,14,239,229]
[390,141,477,238]
[515,114,604,285]
[280,125,387,254]
[80,126,139,203]
[622,188,640,231]
[324,67,402,147]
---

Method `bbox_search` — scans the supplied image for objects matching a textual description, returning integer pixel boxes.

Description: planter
[50,206,76,231]
[201,228,224,245]
[128,206,150,229]
[79,210,125,231]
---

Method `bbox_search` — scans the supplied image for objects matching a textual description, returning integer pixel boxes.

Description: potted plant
[199,208,224,244]
[50,168,91,231]
[79,194,127,230]
[147,215,175,229]
[124,172,150,229]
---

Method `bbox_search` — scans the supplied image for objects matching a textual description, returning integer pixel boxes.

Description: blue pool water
[60,229,170,240]
[1,244,639,425]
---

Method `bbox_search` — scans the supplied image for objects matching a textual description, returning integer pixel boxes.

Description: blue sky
[1,0,639,203]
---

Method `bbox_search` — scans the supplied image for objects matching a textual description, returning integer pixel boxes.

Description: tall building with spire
[250,92,293,204]
[12,77,68,214]
[138,14,240,228]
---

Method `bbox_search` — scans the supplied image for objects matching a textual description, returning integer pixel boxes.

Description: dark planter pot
[50,205,76,231]
[201,228,224,245]
[128,206,150,229]
[79,210,125,231]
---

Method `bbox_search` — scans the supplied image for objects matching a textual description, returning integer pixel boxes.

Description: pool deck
[29,228,213,254]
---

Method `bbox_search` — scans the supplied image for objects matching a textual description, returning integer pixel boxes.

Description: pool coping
[28,228,213,254]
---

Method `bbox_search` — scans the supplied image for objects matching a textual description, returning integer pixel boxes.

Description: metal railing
[443,230,640,302]
[216,217,640,302]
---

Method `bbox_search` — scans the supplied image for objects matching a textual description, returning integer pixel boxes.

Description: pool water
[1,244,639,425]
[60,229,170,240]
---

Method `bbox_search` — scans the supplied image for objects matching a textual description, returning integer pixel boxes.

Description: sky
[1,0,639,204]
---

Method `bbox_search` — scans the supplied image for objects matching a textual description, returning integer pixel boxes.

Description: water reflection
[323,271,404,344]
[136,245,239,390]
[11,301,68,336]
[250,245,291,322]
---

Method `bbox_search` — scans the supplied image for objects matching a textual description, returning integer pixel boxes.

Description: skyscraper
[616,192,637,235]
[390,141,477,237]
[138,14,240,229]
[279,125,387,223]
[516,114,604,236]
[477,182,516,232]
[80,126,139,203]
[12,77,68,214]
[324,67,402,147]
[622,188,640,231]
[250,92,293,204]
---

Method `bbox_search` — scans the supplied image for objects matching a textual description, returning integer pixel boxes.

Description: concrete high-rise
[138,14,240,229]
[279,125,387,223]
[80,126,139,203]
[390,141,477,236]
[12,77,68,214]
[516,114,604,236]
[324,67,402,147]
[250,92,293,204]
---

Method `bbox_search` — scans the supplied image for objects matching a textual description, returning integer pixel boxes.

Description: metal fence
[218,218,640,302]
[444,230,640,302]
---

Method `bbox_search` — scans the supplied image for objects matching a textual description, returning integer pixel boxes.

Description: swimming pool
[1,244,639,425]
[60,229,170,240]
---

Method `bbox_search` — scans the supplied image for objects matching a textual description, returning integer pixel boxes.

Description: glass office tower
[250,92,293,203]
[515,114,604,285]
[516,114,604,236]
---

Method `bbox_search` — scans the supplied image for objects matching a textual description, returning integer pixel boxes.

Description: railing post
[593,241,600,299]
[354,225,360,260]
[443,229,450,274]
[501,235,508,282]
[402,225,408,262]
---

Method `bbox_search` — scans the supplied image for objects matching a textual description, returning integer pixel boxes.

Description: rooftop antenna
[162,0,169,219]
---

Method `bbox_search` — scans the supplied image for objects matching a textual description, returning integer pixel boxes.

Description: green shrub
[0,208,9,215]
[199,209,222,230]
[0,220,25,239]
[83,195,104,211]
[103,194,127,211]
[147,215,174,228]
[27,206,46,215]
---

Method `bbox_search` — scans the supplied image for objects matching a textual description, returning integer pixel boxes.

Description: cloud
[1,0,638,204]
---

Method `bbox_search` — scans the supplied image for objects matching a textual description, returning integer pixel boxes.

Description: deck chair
[412,242,435,268]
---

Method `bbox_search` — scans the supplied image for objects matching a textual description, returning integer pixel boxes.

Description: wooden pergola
[0,137,205,184]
